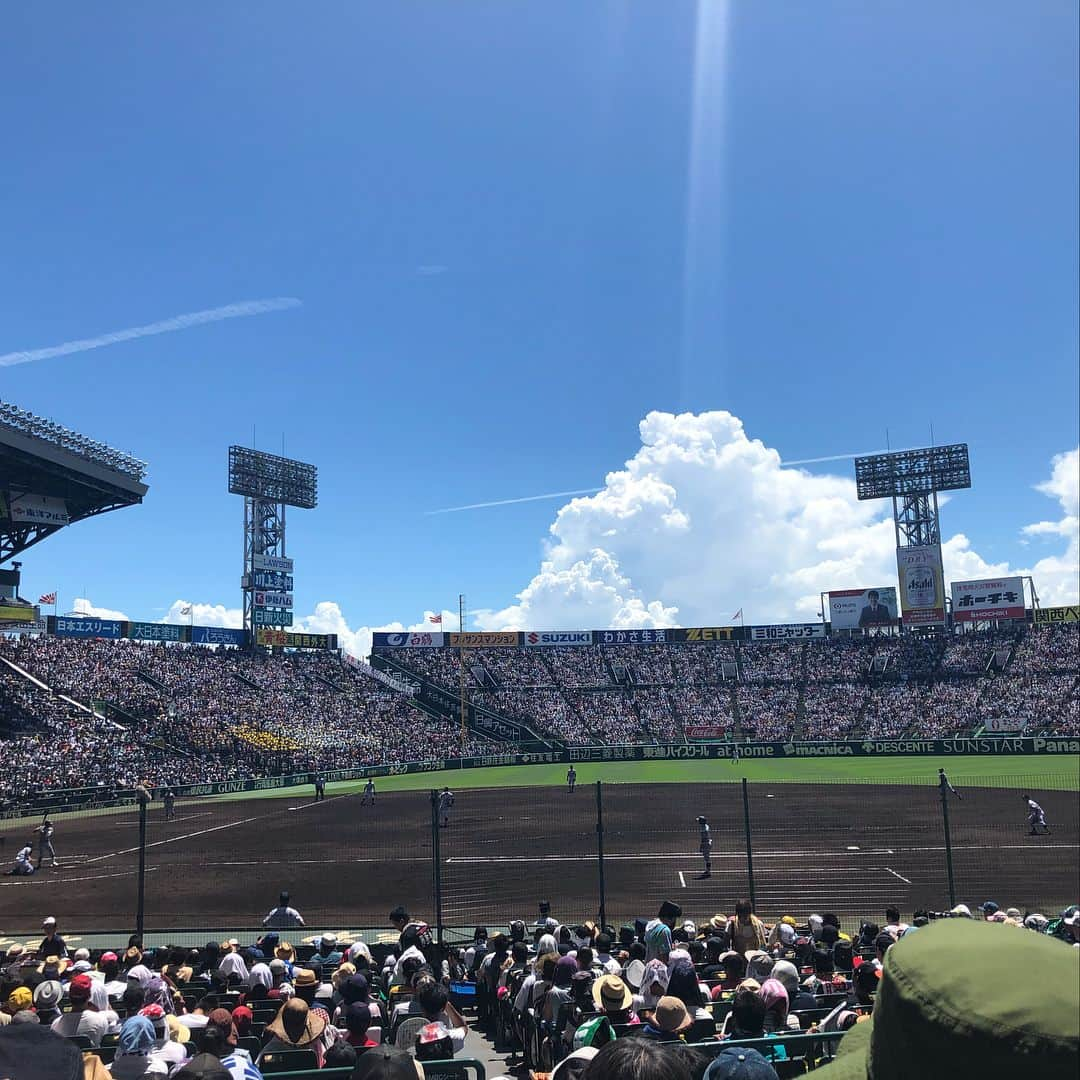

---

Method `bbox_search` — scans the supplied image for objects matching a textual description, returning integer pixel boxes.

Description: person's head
[577,946,594,969]
[731,988,767,1036]
[173,1054,231,1080]
[867,590,879,606]
[345,1002,374,1040]
[703,1047,780,1080]
[822,913,840,929]
[859,922,880,947]
[417,981,448,1020]
[595,932,613,955]
[705,937,724,960]
[511,942,529,965]
[670,1043,711,1080]
[770,960,799,999]
[122,984,145,1017]
[325,1041,358,1069]
[41,916,57,936]
[389,906,410,932]
[68,974,93,1010]
[658,901,682,929]
[875,933,895,961]
[666,960,703,1009]
[734,899,753,919]
[884,906,901,926]
[721,951,747,981]
[279,891,290,907]
[759,979,789,1026]
[853,962,880,1004]
[585,1036,693,1080]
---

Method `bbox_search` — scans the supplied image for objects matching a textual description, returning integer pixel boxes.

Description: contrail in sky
[426,488,603,515]
[781,448,911,466]
[428,449,915,514]
[0,297,302,368]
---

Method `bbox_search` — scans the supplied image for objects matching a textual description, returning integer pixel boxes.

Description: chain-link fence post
[741,778,757,911]
[938,770,957,909]
[430,790,444,946]
[136,793,148,943]
[596,781,607,928]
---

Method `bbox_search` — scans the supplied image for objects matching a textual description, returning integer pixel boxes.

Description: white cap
[42,916,56,926]
[951,904,972,918]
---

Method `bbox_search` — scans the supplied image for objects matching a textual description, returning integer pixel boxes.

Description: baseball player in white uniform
[1023,795,1050,835]
[438,787,455,828]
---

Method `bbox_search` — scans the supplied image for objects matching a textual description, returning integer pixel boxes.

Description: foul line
[84,817,261,865]
[287,793,356,812]
[678,872,686,888]
[884,867,913,884]
[0,868,158,887]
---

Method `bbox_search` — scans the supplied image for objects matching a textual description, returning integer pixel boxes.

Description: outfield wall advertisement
[828,587,898,630]
[951,577,1025,622]
[1033,605,1079,625]
[6,736,1075,819]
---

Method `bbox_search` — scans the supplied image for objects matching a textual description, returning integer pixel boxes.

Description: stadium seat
[259,1049,320,1073]
[66,1035,92,1049]
[394,1015,429,1051]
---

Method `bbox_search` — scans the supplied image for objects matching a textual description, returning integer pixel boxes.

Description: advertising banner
[254,591,293,609]
[191,625,247,646]
[896,544,946,626]
[255,629,336,649]
[674,627,739,642]
[685,725,730,739]
[523,630,593,647]
[951,577,1025,622]
[128,621,187,643]
[253,609,293,626]
[828,587,898,630]
[749,623,826,641]
[447,632,520,648]
[1033,605,1079,625]
[253,554,294,573]
[8,492,70,526]
[592,629,671,644]
[52,616,124,639]
[372,632,445,648]
[252,571,293,591]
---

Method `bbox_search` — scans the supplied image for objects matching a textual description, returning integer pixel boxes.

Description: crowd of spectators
[379,623,1079,743]
[0,621,1074,807]
[0,895,1075,1079]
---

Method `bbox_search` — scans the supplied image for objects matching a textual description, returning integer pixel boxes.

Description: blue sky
[2,2,1077,651]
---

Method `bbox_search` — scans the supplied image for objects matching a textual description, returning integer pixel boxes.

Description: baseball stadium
[2,7,1078,1073]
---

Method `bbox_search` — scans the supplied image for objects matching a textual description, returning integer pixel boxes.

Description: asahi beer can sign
[896,544,945,626]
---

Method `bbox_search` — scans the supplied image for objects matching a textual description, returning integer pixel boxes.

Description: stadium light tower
[854,444,970,628]
[228,447,318,638]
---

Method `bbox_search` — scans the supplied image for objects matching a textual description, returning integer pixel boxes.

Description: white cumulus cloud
[162,600,243,628]
[71,597,129,621]
[474,411,1080,630]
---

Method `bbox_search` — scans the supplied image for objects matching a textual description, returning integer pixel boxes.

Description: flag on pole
[179,605,192,616]
[731,608,742,622]
[38,592,56,605]
[428,613,443,624]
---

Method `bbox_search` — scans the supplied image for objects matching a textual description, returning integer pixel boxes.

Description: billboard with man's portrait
[828,586,898,630]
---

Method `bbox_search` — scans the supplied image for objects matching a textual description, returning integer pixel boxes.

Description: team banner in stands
[592,628,672,644]
[896,544,946,626]
[523,630,592,647]
[828,587,898,630]
[984,716,1027,733]
[447,632,520,647]
[951,577,1025,622]
[191,625,248,646]
[673,627,740,642]
[128,621,188,643]
[50,615,124,639]
[749,623,826,641]
[254,629,337,649]
[1033,605,1079,625]
[371,632,444,647]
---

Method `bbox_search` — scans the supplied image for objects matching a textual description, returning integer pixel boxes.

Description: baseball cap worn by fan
[817,919,1079,1079]
[704,1047,781,1080]
[351,1045,424,1079]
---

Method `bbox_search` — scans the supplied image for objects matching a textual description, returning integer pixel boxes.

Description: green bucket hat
[818,919,1078,1079]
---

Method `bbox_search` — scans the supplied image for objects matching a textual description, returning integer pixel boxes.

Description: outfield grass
[211,752,1080,804]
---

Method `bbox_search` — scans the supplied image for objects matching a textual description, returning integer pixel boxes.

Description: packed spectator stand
[0,623,1075,806]
[0,896,1075,1079]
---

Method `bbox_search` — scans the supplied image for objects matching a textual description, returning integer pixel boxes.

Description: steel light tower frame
[854,444,971,551]
[228,447,317,637]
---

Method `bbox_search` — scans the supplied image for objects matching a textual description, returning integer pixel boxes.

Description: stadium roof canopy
[0,400,148,564]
